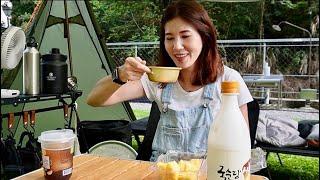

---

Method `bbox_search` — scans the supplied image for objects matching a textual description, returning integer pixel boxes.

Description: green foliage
[9,0,319,41]
[264,0,319,39]
[272,47,307,74]
[131,136,139,151]
[8,0,319,74]
[89,0,161,42]
[202,2,262,39]
[132,109,149,119]
[267,153,319,180]
[10,0,36,29]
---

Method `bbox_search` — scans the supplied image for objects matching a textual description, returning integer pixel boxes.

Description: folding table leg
[266,151,283,166]
[276,153,283,166]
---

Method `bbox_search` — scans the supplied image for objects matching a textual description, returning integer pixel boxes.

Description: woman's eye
[166,37,174,40]
[182,35,190,39]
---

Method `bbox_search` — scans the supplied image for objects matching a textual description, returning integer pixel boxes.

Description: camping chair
[255,89,319,166]
[133,99,261,161]
[88,140,138,160]
[131,101,161,160]
[131,101,160,148]
[248,99,260,149]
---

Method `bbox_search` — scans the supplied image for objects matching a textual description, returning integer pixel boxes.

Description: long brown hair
[159,0,223,86]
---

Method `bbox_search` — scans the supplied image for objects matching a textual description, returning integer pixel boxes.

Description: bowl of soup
[147,66,182,83]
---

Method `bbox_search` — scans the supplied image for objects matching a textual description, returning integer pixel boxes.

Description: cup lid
[38,129,75,143]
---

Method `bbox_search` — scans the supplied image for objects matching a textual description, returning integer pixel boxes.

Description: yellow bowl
[147,66,182,83]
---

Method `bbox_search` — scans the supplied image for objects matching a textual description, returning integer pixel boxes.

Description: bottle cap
[221,81,239,93]
[26,37,38,47]
[51,48,60,54]
[41,48,67,62]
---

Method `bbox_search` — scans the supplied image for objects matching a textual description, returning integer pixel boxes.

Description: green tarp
[1,0,136,139]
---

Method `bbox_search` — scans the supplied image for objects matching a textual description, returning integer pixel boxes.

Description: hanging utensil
[63,103,69,128]
[8,113,14,137]
[23,111,29,131]
[29,110,36,134]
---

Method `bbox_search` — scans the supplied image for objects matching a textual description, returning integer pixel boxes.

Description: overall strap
[203,83,217,107]
[161,83,174,113]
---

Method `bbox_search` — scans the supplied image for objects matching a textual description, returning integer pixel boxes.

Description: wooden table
[14,154,267,180]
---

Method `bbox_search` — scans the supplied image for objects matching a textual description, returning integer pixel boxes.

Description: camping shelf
[1,90,82,118]
[1,90,82,106]
[0,90,82,135]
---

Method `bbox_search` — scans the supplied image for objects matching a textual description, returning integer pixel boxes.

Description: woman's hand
[87,57,149,107]
[118,57,151,82]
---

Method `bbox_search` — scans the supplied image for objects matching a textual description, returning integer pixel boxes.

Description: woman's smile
[174,52,189,63]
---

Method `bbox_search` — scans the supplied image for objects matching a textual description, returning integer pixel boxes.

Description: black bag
[1,135,24,179]
[78,120,132,153]
[298,120,318,139]
[0,138,6,164]
[16,131,42,173]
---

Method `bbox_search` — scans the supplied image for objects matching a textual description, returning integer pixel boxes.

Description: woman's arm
[240,104,249,128]
[86,77,145,107]
[86,57,151,107]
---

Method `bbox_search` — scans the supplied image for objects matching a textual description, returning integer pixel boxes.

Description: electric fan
[1,26,26,98]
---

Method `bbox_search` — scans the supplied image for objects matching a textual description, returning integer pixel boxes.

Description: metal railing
[106,38,319,100]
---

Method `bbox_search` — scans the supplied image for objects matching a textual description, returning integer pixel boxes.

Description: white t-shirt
[140,66,253,111]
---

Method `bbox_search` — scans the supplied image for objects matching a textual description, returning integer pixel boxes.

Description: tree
[89,0,161,42]
[8,0,319,41]
[10,0,36,30]
[264,0,319,38]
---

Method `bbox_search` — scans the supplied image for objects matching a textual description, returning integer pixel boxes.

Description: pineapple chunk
[190,159,202,169]
[166,161,180,180]
[180,159,201,172]
[157,162,167,171]
[166,172,179,180]
[157,159,202,180]
[178,160,187,171]
[166,161,180,172]
[157,162,167,179]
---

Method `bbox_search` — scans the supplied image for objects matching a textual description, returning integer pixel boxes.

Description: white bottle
[207,81,251,180]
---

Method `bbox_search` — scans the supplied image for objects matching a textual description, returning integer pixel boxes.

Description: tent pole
[64,0,74,77]
[64,0,78,91]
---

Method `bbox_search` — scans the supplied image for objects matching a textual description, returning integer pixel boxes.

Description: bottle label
[42,155,50,169]
[207,149,250,180]
[62,167,72,176]
[217,165,242,179]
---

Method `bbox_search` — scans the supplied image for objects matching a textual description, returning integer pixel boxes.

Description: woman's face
[164,17,203,70]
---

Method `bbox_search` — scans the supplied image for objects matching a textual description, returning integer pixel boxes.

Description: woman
[87,0,253,161]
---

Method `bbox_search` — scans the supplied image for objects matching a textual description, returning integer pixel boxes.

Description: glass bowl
[153,151,207,180]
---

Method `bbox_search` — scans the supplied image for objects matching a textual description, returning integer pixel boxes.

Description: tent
[1,0,136,138]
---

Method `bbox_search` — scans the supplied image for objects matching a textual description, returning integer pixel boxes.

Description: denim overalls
[150,82,221,161]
